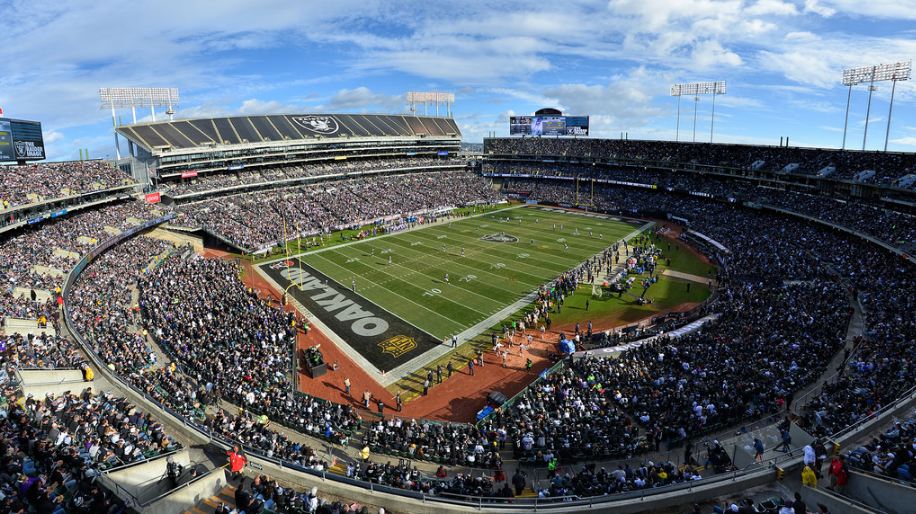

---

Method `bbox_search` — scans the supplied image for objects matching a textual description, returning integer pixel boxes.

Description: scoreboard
[509,115,589,136]
[0,118,45,162]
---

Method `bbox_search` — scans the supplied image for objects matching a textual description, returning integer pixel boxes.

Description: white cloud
[746,0,799,16]
[325,87,404,112]
[785,31,818,41]
[890,136,916,146]
[803,0,836,17]
[238,99,298,115]
[542,67,667,134]
[692,40,743,68]
[44,130,64,144]
[818,1,916,19]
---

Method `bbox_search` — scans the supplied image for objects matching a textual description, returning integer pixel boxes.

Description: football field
[296,205,641,341]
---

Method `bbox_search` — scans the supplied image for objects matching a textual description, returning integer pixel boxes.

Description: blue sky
[1,0,915,161]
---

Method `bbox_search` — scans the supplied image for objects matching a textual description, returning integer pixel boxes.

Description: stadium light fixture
[839,61,910,151]
[670,81,726,143]
[99,87,179,160]
[407,91,455,117]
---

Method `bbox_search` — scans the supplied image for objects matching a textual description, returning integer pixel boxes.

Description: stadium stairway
[182,484,236,514]
[1,317,56,337]
[146,228,204,253]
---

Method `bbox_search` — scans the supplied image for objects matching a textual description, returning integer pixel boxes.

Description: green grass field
[294,206,643,339]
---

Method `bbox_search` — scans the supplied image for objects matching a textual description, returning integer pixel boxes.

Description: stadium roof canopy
[117,113,460,155]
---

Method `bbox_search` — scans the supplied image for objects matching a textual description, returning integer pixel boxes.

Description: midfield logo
[480,232,518,243]
[378,335,417,358]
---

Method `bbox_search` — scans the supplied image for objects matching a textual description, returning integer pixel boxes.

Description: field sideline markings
[316,246,500,318]
[263,203,526,264]
[440,209,631,255]
[416,224,611,274]
[306,249,470,330]
[383,219,658,383]
[387,233,549,285]
[357,237,539,295]
[406,229,576,276]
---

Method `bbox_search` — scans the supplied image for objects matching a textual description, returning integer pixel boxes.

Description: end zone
[259,260,442,380]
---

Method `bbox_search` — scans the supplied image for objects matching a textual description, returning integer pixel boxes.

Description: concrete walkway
[662,268,718,285]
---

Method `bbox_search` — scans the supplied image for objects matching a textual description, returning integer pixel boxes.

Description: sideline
[383,221,655,385]
[262,203,523,264]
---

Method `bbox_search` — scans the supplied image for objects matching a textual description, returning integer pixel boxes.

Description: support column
[675,95,681,142]
[111,104,121,160]
[841,84,852,150]
[884,79,898,152]
[862,77,875,151]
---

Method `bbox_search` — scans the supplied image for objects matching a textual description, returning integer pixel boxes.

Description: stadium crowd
[0,388,180,514]
[488,176,914,461]
[0,161,132,209]
[489,162,915,248]
[485,137,916,185]
[1,150,913,509]
[161,157,460,195]
[844,416,915,484]
[1,200,156,322]
[69,242,363,463]
[178,170,500,250]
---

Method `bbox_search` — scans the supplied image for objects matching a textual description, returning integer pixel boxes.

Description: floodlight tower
[671,81,727,143]
[99,88,179,159]
[841,61,911,151]
[407,92,455,117]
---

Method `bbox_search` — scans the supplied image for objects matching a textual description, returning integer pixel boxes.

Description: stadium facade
[115,113,461,186]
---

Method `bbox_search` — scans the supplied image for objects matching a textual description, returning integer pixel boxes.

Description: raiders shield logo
[480,232,518,243]
[378,335,417,358]
[291,115,340,135]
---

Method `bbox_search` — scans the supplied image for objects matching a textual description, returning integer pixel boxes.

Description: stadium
[2,6,915,514]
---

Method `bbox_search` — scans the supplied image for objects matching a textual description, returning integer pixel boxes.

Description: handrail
[135,462,218,508]
[99,448,183,475]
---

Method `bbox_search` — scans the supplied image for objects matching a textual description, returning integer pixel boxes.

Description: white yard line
[383,220,656,384]
[262,203,525,264]
[307,250,468,330]
[407,229,578,275]
[382,235,545,288]
[316,247,497,319]
[353,239,532,298]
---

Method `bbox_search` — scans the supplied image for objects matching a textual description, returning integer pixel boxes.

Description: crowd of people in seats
[0,200,155,323]
[364,417,501,468]
[481,363,646,464]
[161,157,458,195]
[349,459,495,498]
[177,170,499,250]
[0,387,180,514]
[1,333,84,379]
[844,416,915,484]
[795,251,916,438]
[485,137,916,185]
[0,161,132,209]
[228,474,391,514]
[2,154,910,507]
[69,243,362,462]
[537,460,703,498]
[490,162,915,249]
